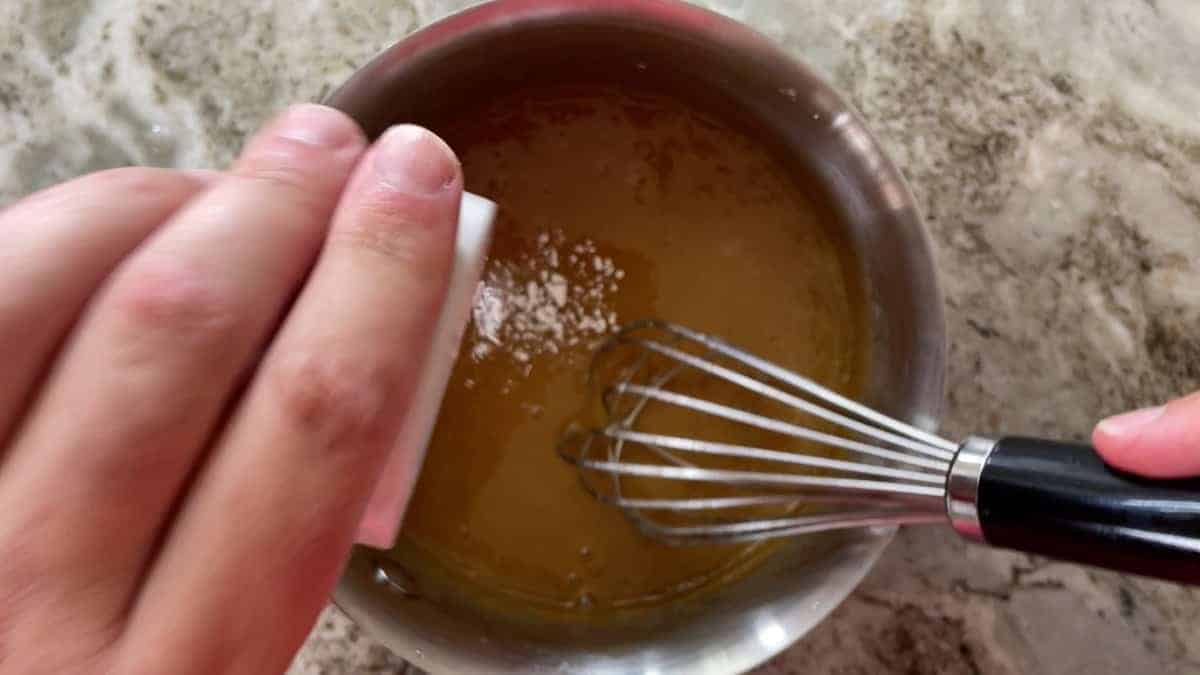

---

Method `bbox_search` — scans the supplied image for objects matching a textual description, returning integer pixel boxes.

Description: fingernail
[374,125,459,194]
[274,104,360,149]
[1097,405,1166,438]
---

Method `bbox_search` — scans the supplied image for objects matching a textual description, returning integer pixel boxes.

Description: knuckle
[88,166,168,195]
[270,351,396,451]
[88,167,202,208]
[111,259,237,350]
[241,162,316,198]
[0,522,71,667]
[328,214,429,267]
[0,512,125,670]
[2,168,180,221]
[236,138,333,196]
[0,537,41,629]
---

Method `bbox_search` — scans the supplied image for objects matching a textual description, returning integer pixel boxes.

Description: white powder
[546,273,568,308]
[468,229,623,372]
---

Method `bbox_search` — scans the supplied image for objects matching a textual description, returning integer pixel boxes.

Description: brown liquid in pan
[384,84,868,625]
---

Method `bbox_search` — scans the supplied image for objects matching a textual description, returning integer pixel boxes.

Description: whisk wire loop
[629,320,957,455]
[559,321,958,544]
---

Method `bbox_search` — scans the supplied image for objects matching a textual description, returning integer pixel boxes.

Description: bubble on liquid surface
[574,592,595,610]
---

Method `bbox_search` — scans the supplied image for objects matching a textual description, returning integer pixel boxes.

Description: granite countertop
[2,1,1198,673]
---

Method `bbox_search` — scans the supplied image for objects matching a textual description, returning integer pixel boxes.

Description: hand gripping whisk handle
[948,436,1200,585]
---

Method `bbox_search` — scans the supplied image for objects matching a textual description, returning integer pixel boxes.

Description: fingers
[0,105,366,657]
[1093,391,1200,478]
[0,168,216,446]
[116,126,461,674]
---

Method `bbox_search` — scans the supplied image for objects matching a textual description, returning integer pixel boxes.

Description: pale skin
[0,104,1193,674]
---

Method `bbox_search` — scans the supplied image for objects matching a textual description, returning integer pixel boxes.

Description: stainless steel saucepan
[327,1,945,672]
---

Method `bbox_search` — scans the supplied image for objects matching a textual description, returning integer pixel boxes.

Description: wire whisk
[557,320,1200,585]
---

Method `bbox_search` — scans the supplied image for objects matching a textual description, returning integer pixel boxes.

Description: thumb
[1093,391,1200,478]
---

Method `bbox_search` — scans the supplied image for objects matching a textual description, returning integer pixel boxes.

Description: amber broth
[383,84,868,627]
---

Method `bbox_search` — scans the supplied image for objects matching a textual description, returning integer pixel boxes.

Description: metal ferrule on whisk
[944,436,998,543]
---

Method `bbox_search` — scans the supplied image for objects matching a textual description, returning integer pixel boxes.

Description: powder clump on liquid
[469,228,623,370]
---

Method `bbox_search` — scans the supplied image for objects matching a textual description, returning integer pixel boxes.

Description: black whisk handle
[966,437,1200,585]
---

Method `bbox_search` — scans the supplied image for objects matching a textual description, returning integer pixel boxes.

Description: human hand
[1094,391,1200,478]
[0,104,462,674]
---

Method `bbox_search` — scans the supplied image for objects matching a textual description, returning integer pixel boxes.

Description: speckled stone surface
[2,1,1198,673]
